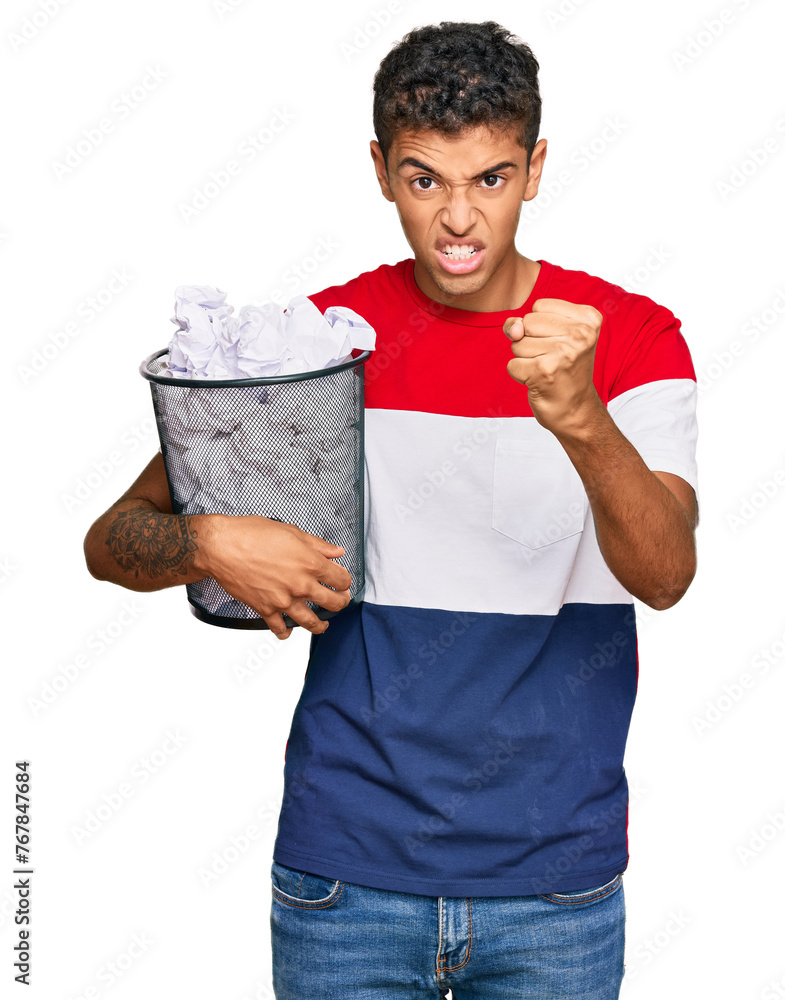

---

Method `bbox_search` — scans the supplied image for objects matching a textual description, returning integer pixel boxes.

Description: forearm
[551,399,696,610]
[84,499,220,592]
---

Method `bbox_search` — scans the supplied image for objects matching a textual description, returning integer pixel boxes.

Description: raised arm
[83,451,352,638]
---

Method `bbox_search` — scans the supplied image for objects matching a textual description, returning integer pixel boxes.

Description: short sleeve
[606,304,700,526]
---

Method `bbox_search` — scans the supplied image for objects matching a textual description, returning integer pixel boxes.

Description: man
[84,20,698,999]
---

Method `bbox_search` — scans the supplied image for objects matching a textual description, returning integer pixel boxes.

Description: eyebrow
[396,157,519,180]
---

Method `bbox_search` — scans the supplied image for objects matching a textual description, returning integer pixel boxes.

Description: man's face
[370,124,547,305]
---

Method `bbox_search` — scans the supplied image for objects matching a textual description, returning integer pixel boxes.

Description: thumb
[506,317,524,341]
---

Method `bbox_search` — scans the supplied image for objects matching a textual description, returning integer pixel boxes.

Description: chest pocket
[491,436,589,550]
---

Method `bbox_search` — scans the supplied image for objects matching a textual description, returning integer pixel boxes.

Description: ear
[522,138,548,203]
[370,140,395,202]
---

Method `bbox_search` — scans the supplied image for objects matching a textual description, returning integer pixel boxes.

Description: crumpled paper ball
[162,284,375,379]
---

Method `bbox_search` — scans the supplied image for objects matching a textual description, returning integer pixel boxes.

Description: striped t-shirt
[271,257,699,897]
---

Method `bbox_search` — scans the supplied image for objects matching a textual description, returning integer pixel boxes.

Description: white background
[2,0,784,997]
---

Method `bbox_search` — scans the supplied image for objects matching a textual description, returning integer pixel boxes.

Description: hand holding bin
[139,286,374,630]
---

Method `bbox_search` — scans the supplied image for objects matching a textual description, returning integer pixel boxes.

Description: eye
[413,176,437,191]
[480,174,504,188]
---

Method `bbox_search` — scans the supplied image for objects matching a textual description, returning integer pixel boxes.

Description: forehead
[390,124,525,175]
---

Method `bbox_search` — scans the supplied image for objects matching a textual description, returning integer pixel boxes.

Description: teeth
[442,244,478,259]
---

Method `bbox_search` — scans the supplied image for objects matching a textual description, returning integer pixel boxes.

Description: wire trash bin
[139,348,370,629]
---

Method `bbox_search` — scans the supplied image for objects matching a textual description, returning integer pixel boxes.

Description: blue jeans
[270,859,626,998]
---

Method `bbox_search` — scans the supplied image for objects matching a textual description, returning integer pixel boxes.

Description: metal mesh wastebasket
[139,348,370,629]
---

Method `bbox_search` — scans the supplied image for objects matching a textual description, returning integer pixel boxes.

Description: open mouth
[436,244,485,273]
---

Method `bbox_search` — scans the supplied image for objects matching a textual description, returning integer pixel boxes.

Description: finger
[502,317,525,340]
[533,298,603,329]
[263,611,294,640]
[309,579,352,612]
[321,559,352,592]
[503,310,562,346]
[531,297,583,317]
[509,337,557,359]
[515,313,568,339]
[297,526,346,556]
[283,600,332,635]
[507,357,536,385]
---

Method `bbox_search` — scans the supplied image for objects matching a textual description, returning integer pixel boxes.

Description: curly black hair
[373,21,541,172]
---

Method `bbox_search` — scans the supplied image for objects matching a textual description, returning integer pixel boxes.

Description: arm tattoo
[105,507,199,579]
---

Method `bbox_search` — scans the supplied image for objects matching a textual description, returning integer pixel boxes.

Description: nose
[440,189,477,236]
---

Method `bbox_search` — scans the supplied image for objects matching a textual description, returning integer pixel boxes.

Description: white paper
[162,284,376,379]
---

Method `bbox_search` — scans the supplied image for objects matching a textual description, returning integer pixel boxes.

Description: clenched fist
[503,298,604,433]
